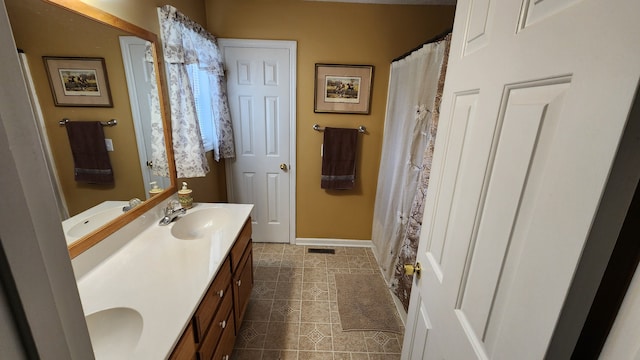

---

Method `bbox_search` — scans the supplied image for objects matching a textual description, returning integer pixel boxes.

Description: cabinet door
[233,241,253,330]
[230,219,251,273]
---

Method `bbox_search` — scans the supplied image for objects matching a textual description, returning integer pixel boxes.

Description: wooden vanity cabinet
[211,309,236,360]
[230,220,251,272]
[229,220,253,332]
[170,325,197,360]
[198,285,233,360]
[194,259,232,342]
[232,240,252,331]
[169,218,253,360]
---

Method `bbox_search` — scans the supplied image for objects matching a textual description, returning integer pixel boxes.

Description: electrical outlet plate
[105,138,114,151]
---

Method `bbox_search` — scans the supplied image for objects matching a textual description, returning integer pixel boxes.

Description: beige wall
[7,0,146,216]
[8,0,220,215]
[52,0,455,238]
[78,0,227,204]
[80,0,207,34]
[178,154,228,203]
[205,0,455,239]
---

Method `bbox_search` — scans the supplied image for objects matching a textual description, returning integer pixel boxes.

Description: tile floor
[232,243,404,360]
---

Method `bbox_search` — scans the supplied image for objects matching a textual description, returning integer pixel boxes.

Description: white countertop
[75,202,253,359]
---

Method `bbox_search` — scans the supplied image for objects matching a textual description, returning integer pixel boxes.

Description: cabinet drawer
[212,310,236,360]
[198,285,233,360]
[230,219,251,273]
[169,323,196,360]
[193,257,231,343]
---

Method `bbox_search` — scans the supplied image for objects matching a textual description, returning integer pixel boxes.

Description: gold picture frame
[314,64,373,114]
[43,56,113,107]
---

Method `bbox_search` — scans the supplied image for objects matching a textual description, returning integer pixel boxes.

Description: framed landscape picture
[314,64,373,114]
[43,56,112,107]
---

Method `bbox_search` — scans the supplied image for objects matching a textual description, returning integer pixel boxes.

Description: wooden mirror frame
[43,0,177,259]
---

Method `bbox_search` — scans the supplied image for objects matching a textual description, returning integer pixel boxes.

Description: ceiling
[306,0,456,4]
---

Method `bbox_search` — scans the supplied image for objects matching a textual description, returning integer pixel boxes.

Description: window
[185,63,218,153]
[159,4,235,177]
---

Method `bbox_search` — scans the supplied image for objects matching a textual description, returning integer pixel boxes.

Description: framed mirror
[5,0,177,258]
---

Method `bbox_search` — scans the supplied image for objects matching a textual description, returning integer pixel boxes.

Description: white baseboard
[295,238,373,248]
[390,288,408,325]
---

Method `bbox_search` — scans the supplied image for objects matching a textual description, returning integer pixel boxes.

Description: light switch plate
[105,138,114,151]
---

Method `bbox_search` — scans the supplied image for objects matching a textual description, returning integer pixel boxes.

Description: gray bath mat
[334,273,403,333]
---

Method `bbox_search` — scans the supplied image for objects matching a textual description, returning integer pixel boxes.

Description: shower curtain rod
[392,28,452,63]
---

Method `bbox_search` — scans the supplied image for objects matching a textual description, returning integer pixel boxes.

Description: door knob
[280,163,288,170]
[404,262,422,277]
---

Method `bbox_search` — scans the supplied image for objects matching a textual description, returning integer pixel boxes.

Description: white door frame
[220,38,297,244]
[17,51,69,219]
[1,2,94,356]
[119,35,170,197]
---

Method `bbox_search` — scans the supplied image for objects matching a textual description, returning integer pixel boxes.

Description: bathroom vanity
[73,202,253,359]
[170,216,253,360]
[8,0,252,357]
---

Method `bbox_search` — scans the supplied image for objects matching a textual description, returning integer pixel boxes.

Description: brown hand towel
[65,121,114,184]
[321,127,358,190]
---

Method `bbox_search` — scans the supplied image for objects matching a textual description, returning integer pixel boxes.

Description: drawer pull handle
[237,279,242,287]
[220,320,226,329]
[223,355,229,360]
[218,289,224,298]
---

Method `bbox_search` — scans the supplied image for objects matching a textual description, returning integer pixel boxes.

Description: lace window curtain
[157,5,235,178]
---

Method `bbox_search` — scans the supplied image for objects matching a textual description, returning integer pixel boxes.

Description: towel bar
[313,124,366,133]
[59,118,118,127]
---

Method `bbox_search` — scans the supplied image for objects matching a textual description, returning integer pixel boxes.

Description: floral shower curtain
[392,35,451,310]
[158,5,235,178]
[372,35,451,310]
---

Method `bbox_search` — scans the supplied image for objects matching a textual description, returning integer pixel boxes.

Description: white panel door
[220,39,296,243]
[119,36,170,197]
[402,0,640,359]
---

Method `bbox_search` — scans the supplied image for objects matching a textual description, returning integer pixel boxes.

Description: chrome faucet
[159,200,186,226]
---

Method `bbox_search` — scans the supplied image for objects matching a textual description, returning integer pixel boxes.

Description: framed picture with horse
[314,64,373,114]
[43,56,112,107]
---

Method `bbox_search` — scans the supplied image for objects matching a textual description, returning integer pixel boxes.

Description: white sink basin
[85,307,143,359]
[171,208,231,240]
[67,206,124,238]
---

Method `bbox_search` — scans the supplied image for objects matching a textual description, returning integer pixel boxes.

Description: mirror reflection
[5,0,173,247]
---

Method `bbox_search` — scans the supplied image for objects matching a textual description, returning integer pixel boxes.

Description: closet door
[220,39,296,244]
[401,0,640,359]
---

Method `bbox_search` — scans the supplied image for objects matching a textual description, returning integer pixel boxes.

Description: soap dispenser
[149,181,163,197]
[178,182,193,209]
